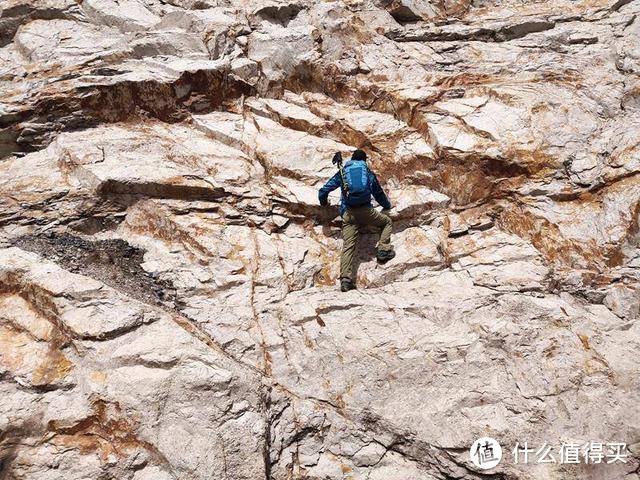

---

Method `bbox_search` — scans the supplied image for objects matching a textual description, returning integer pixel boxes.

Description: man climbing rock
[318,149,395,292]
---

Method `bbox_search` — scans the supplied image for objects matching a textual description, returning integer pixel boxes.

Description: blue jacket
[318,160,392,216]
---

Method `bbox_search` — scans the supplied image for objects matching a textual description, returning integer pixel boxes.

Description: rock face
[1,0,639,479]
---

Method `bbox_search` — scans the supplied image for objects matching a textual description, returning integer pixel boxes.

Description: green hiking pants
[340,206,393,280]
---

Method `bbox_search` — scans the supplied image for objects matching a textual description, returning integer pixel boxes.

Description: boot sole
[376,253,396,263]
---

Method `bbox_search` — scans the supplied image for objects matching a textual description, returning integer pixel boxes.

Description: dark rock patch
[13,232,176,306]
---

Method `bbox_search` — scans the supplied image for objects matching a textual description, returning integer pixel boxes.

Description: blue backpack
[343,161,371,207]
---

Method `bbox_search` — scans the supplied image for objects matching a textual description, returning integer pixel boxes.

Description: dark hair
[352,149,367,161]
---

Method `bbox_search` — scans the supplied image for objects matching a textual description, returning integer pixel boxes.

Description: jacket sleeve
[318,171,342,205]
[370,171,391,209]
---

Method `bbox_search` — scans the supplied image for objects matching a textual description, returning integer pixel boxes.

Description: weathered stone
[0,248,266,479]
[156,7,242,59]
[14,19,130,66]
[1,0,639,478]
[81,0,161,32]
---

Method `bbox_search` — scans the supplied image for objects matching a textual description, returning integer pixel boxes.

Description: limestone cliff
[0,0,639,479]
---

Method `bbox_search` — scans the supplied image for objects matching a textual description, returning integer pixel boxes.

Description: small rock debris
[13,232,176,306]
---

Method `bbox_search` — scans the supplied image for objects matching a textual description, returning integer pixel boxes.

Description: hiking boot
[376,249,396,263]
[340,278,356,292]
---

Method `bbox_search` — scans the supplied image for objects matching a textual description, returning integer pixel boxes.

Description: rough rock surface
[1,0,639,479]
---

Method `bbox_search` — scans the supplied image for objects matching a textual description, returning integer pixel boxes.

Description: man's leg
[376,210,393,253]
[340,210,359,280]
[355,208,393,252]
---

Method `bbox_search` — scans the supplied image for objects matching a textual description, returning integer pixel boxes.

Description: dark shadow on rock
[351,231,381,282]
[320,224,340,240]
[252,4,305,27]
[0,415,46,480]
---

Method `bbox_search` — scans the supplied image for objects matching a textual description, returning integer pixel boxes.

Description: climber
[318,149,395,292]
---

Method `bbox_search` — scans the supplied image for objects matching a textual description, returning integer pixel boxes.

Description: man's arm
[370,172,392,210]
[318,171,342,205]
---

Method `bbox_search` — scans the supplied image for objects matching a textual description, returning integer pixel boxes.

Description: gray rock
[0,0,639,478]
